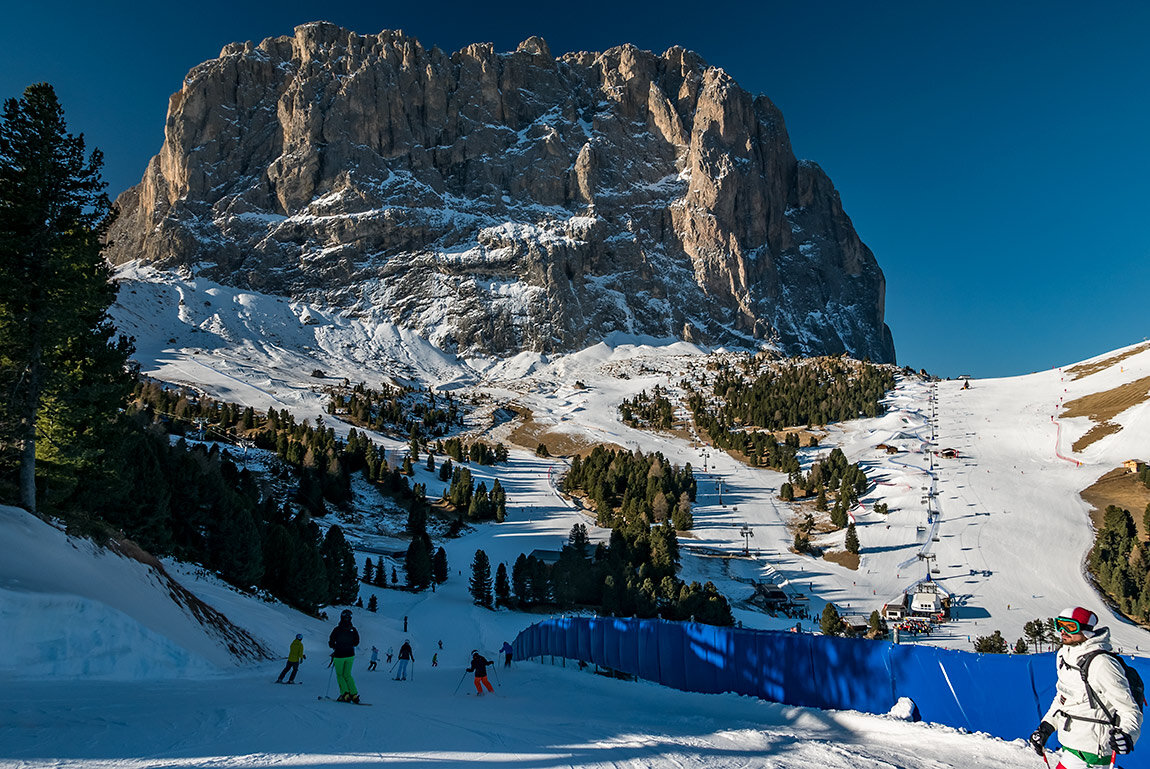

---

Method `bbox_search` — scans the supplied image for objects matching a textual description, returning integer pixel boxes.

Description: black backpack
[1080,650,1146,724]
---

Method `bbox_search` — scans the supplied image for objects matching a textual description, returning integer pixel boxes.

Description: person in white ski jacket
[1030,607,1142,768]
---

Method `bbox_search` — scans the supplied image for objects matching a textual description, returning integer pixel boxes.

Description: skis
[273,680,303,684]
[318,695,372,706]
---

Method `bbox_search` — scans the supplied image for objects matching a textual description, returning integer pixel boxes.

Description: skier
[386,646,394,664]
[275,634,305,683]
[395,639,414,680]
[328,609,360,703]
[500,640,513,668]
[1029,607,1142,768]
[432,652,438,667]
[467,649,495,696]
[368,646,379,671]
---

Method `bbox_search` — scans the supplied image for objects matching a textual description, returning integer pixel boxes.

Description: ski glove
[1111,730,1134,754]
[1029,722,1055,755]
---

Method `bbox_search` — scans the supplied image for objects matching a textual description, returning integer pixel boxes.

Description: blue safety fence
[513,617,1150,768]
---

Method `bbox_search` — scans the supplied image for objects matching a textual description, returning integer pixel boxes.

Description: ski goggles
[1056,617,1084,634]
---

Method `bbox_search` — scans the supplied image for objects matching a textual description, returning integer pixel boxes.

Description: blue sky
[3,1,1146,378]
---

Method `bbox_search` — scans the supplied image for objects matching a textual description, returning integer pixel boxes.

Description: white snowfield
[0,263,1145,767]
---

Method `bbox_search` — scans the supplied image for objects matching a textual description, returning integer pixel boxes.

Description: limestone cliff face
[108,22,895,362]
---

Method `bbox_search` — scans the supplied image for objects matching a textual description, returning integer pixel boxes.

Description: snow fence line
[513,617,1150,768]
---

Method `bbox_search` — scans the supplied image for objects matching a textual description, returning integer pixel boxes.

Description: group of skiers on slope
[281,605,1147,764]
[1029,607,1143,768]
[278,610,514,703]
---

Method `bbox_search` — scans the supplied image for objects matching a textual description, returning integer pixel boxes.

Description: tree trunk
[17,336,42,515]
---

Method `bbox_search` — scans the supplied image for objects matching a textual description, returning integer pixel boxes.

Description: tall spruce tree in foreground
[0,83,132,513]
[469,548,493,608]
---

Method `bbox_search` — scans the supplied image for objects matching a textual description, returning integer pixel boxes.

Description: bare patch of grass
[823,550,860,570]
[1072,423,1125,453]
[1061,375,1150,451]
[505,405,617,457]
[1081,467,1150,537]
[1067,342,1150,380]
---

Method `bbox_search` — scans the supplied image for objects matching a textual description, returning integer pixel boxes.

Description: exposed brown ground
[1081,467,1150,536]
[505,405,622,458]
[1061,375,1150,451]
[823,550,860,571]
[1066,342,1150,380]
[1072,423,1125,453]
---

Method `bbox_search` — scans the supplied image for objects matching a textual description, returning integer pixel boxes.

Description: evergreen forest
[485,523,733,626]
[562,446,696,531]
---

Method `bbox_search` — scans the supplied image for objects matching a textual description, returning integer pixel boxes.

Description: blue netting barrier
[512,618,1150,768]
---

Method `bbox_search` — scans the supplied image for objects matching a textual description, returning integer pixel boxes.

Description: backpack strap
[1079,650,1119,726]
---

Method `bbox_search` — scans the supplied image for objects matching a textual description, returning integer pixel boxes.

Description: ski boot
[337,692,350,702]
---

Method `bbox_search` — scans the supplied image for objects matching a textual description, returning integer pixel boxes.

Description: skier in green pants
[328,609,360,703]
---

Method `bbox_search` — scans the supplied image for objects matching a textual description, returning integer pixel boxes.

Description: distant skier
[500,641,513,668]
[432,652,438,667]
[368,646,379,671]
[395,639,414,680]
[275,634,306,683]
[386,646,394,664]
[467,649,495,696]
[328,609,360,703]
[1029,606,1142,767]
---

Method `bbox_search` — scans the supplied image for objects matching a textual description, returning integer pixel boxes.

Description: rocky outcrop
[107,22,895,362]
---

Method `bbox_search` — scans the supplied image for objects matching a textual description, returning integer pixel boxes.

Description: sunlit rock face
[108,22,895,362]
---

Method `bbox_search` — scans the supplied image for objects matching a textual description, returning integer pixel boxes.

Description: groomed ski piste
[1,262,1148,768]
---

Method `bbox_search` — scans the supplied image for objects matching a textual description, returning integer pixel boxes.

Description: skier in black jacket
[328,609,360,703]
[467,650,495,696]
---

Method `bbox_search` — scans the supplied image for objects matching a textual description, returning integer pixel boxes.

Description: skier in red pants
[467,650,495,696]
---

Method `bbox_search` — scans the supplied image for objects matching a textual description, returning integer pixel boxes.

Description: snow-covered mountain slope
[0,506,267,677]
[0,503,1033,769]
[4,267,1146,766]
[108,264,1150,651]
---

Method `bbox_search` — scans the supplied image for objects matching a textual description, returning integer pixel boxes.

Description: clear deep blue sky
[3,1,1147,378]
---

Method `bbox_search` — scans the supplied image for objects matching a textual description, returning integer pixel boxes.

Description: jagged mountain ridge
[107,21,896,362]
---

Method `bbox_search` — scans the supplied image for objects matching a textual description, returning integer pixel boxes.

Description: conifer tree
[367,594,378,612]
[362,557,375,585]
[512,553,529,605]
[974,630,1008,654]
[320,525,359,605]
[494,562,510,607]
[432,546,448,584]
[868,609,884,638]
[404,537,432,590]
[820,602,842,636]
[0,83,133,513]
[845,523,860,554]
[469,548,493,608]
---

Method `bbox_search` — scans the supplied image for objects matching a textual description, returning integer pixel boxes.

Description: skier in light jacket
[1030,607,1142,768]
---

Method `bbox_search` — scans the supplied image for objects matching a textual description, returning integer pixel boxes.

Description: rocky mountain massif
[107,22,895,363]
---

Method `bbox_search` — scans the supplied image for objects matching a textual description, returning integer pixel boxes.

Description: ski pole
[453,670,469,694]
[489,655,502,687]
[325,658,335,699]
